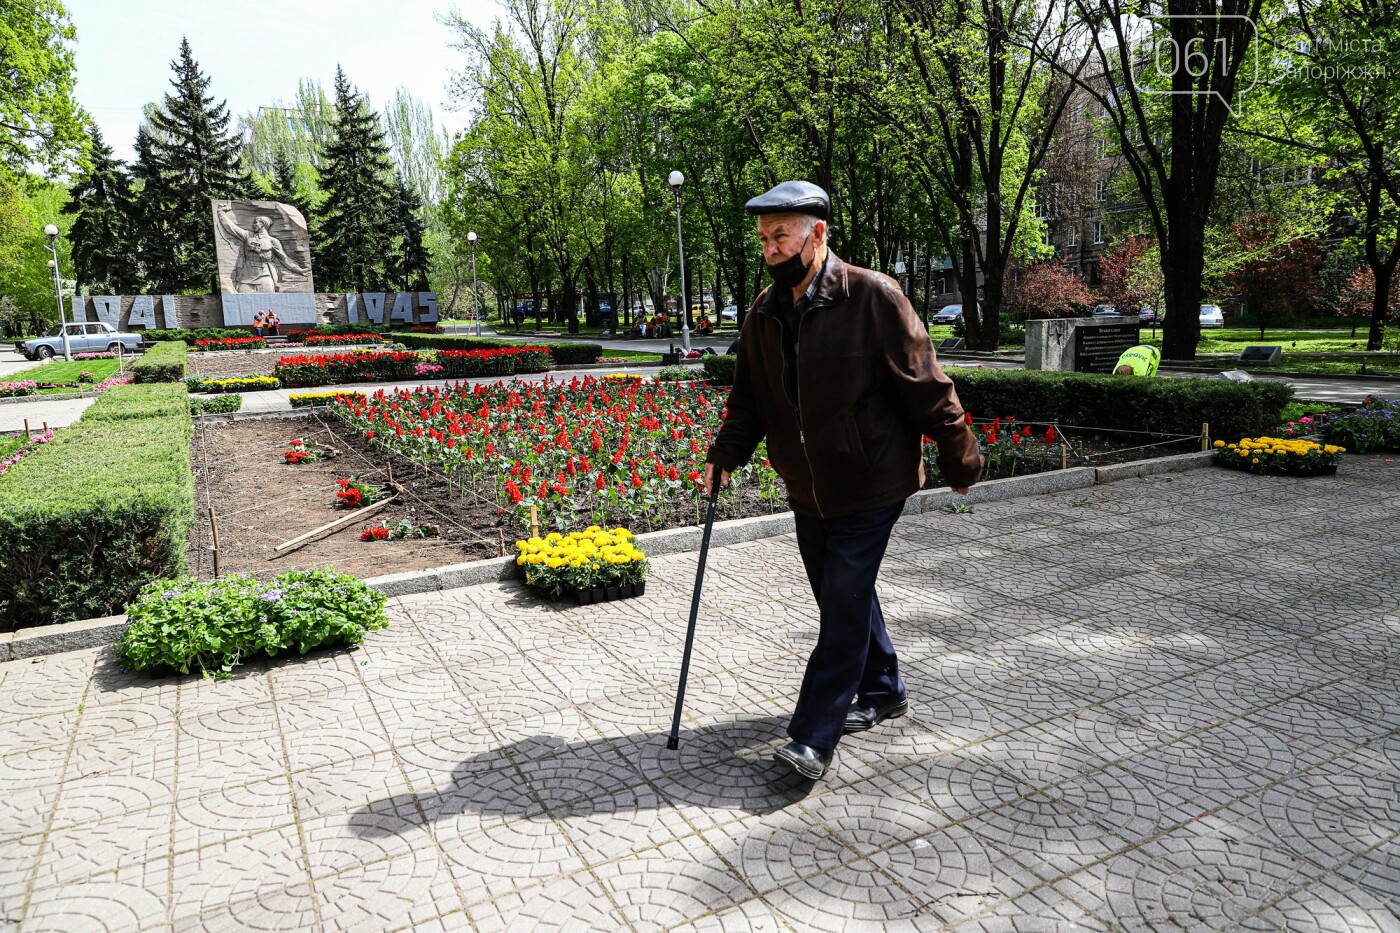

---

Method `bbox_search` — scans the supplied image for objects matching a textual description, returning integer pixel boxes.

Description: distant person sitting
[1114,344,1160,376]
[694,313,714,336]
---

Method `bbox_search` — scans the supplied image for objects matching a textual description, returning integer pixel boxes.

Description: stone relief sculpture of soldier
[214,202,307,293]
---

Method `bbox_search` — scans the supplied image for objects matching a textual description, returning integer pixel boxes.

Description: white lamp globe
[667,170,684,188]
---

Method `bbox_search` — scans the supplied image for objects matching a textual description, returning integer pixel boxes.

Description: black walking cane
[666,484,721,750]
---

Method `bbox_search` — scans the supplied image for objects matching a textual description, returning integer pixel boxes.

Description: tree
[1098,234,1162,318]
[1339,267,1400,339]
[136,38,247,293]
[268,146,306,217]
[62,128,142,294]
[1066,0,1265,360]
[1222,212,1321,337]
[0,177,71,334]
[316,67,394,292]
[0,0,87,177]
[388,173,431,291]
[1002,259,1095,323]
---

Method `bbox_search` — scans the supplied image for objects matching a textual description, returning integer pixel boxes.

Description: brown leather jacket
[707,252,982,517]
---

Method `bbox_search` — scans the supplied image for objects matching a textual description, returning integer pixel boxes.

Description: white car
[931,304,965,324]
[1199,304,1225,328]
[721,305,738,321]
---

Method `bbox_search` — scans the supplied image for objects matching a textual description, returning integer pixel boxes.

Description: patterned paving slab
[2,456,1397,931]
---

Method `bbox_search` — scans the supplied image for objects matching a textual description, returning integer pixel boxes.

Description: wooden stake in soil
[1060,443,1068,470]
[23,419,29,439]
[209,507,222,579]
[271,495,398,556]
[530,505,540,539]
[498,528,506,557]
[1200,422,1210,452]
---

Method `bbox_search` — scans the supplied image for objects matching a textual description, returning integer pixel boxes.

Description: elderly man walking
[703,181,983,780]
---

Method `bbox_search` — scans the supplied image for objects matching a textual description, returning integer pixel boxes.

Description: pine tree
[138,38,246,293]
[270,147,306,219]
[388,173,431,291]
[316,67,393,292]
[63,128,142,294]
[130,126,178,292]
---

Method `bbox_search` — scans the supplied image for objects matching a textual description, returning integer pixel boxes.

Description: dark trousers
[786,500,906,750]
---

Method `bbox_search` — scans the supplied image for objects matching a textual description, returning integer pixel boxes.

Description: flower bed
[190,395,242,415]
[274,350,421,388]
[326,376,747,533]
[515,527,648,603]
[195,336,267,351]
[303,333,389,347]
[436,347,550,379]
[203,375,281,393]
[1213,436,1345,476]
[0,428,55,480]
[1321,398,1399,453]
[0,380,37,398]
[113,568,388,677]
[289,390,367,408]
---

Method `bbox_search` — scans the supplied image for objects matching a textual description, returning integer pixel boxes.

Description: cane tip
[665,737,679,750]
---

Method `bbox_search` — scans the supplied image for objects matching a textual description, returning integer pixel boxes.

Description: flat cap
[744,180,830,220]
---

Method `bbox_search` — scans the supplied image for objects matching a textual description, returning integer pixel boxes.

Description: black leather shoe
[773,742,834,780]
[844,696,909,734]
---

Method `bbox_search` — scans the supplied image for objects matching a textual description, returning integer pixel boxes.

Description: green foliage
[654,364,700,382]
[133,341,188,383]
[546,343,603,366]
[1321,399,1400,453]
[63,129,142,294]
[0,0,87,176]
[22,358,119,385]
[113,568,389,677]
[190,394,242,415]
[396,333,520,351]
[0,177,71,335]
[948,370,1294,442]
[701,354,737,386]
[0,383,193,630]
[316,67,395,292]
[142,327,248,345]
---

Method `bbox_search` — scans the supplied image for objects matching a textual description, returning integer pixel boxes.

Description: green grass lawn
[1140,327,1375,355]
[0,436,24,460]
[23,359,122,388]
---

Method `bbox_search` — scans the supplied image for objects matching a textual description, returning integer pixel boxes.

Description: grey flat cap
[744,181,830,220]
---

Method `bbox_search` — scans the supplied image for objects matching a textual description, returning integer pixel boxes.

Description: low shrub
[436,347,551,378]
[142,327,246,346]
[190,395,242,415]
[113,568,389,677]
[289,390,367,408]
[1321,398,1400,453]
[0,383,193,630]
[195,336,267,351]
[702,354,738,386]
[947,369,1294,441]
[547,342,603,366]
[133,341,188,383]
[654,364,701,382]
[203,375,281,394]
[274,350,419,388]
[396,333,518,352]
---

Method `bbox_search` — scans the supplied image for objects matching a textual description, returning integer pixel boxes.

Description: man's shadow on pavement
[352,716,813,838]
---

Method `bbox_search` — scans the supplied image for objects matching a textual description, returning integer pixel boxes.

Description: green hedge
[548,342,603,365]
[702,354,737,386]
[133,340,187,383]
[141,327,246,345]
[948,370,1293,441]
[0,383,194,630]
[190,395,242,415]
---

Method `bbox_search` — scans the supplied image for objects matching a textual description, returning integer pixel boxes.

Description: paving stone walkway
[2,458,1397,932]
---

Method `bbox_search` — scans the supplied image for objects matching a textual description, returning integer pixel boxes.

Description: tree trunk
[1368,261,1395,352]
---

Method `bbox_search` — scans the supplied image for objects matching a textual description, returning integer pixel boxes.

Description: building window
[1093,222,1105,244]
[1095,180,1106,201]
[1097,137,1108,159]
[1068,227,1078,247]
[1043,228,1054,247]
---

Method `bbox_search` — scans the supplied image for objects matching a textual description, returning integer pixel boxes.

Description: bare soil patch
[189,411,1195,583]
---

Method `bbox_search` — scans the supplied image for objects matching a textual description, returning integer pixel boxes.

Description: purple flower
[259,589,284,603]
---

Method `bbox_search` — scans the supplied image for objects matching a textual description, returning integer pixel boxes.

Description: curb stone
[2,449,1214,662]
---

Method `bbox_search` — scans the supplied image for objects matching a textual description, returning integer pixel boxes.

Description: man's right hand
[702,463,731,497]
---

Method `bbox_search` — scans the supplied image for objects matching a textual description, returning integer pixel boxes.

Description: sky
[67,0,502,162]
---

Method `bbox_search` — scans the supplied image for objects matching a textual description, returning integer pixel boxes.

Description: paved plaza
[1,458,1397,931]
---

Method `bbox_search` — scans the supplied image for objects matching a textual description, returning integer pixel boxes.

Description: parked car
[1138,306,1160,324]
[932,304,966,324]
[16,321,142,360]
[1199,304,1225,328]
[1091,306,1124,319]
[721,304,739,321]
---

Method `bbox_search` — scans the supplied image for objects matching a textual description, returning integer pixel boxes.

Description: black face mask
[766,233,812,289]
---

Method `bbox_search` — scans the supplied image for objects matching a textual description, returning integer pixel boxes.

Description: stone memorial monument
[1025,317,1141,373]
[211,199,317,325]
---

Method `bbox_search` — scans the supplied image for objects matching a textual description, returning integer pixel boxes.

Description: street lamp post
[467,231,481,338]
[42,224,72,362]
[667,170,691,353]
